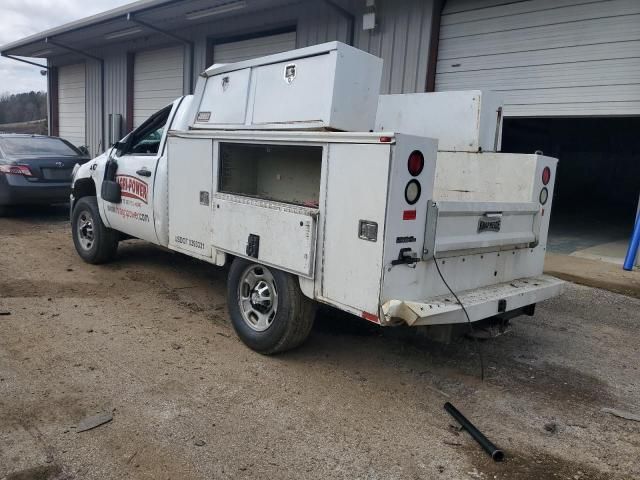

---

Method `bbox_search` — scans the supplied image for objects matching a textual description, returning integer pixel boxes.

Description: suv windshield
[0,137,81,157]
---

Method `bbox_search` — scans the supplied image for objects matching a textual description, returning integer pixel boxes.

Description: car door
[103,105,171,243]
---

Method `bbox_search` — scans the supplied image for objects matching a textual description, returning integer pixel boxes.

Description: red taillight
[0,165,32,176]
[408,150,424,176]
[542,166,551,185]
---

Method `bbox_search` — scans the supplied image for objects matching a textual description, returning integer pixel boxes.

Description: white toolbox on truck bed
[376,91,503,152]
[191,42,383,132]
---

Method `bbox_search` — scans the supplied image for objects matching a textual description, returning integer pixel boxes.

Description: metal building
[2,0,639,263]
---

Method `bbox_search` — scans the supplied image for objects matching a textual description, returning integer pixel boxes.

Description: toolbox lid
[202,41,378,77]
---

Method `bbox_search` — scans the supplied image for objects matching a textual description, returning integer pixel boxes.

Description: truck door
[104,105,171,243]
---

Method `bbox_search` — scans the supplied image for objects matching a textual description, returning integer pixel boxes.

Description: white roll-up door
[133,46,184,128]
[436,0,640,117]
[212,31,297,65]
[58,63,86,147]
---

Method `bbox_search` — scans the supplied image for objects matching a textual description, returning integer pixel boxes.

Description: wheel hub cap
[77,211,95,250]
[238,266,278,332]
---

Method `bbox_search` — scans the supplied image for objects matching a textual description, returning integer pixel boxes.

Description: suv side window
[123,105,172,156]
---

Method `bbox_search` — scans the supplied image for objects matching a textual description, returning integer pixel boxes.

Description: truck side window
[124,105,172,156]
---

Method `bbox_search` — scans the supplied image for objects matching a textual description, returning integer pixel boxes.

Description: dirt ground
[1,206,639,480]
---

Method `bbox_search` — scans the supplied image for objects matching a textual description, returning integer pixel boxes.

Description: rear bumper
[381,274,565,326]
[0,174,71,206]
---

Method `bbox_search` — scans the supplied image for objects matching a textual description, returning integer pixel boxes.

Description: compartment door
[251,54,334,126]
[197,69,251,125]
[211,194,318,277]
[167,136,213,258]
[321,143,390,316]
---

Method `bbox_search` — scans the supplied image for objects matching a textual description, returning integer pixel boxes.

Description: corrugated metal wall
[436,0,640,116]
[62,0,439,155]
[354,0,434,94]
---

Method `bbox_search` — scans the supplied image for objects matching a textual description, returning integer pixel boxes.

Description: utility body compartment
[191,42,383,132]
[376,91,503,152]
[166,129,562,327]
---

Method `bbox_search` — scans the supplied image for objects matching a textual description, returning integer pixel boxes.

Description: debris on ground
[194,440,206,447]
[76,412,113,433]
[0,311,11,316]
[601,408,640,422]
[544,422,558,433]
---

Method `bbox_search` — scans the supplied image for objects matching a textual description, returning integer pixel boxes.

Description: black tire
[71,196,119,264]
[227,258,316,354]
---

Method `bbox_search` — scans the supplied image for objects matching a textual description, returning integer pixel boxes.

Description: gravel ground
[1,206,639,480]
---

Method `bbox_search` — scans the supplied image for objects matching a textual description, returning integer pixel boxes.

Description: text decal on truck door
[116,175,148,204]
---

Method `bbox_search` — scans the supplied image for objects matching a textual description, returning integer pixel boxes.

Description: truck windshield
[0,137,81,157]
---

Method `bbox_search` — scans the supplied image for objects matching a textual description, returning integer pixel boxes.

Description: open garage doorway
[502,117,640,265]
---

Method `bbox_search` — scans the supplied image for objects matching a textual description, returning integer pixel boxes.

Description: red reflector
[542,166,551,185]
[361,311,380,324]
[379,136,393,143]
[403,210,417,220]
[408,150,424,176]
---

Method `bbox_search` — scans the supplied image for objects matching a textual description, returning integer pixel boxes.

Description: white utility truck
[70,42,563,353]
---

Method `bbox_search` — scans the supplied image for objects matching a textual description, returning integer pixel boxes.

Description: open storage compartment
[211,141,323,276]
[219,142,322,208]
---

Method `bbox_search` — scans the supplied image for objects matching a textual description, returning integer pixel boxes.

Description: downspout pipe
[623,212,640,271]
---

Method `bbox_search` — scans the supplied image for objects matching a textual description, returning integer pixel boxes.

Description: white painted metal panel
[167,136,213,258]
[58,63,86,147]
[376,91,503,152]
[435,201,539,253]
[436,0,640,116]
[251,53,334,126]
[212,31,297,64]
[321,143,390,316]
[195,42,383,131]
[199,69,251,125]
[211,193,317,277]
[134,46,184,128]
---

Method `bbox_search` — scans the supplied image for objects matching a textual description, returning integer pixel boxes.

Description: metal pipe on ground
[623,213,640,271]
[444,402,504,462]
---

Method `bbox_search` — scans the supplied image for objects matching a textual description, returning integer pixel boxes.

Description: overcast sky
[0,0,131,95]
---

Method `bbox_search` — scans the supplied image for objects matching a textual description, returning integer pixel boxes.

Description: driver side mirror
[101,157,121,203]
[78,145,90,156]
[114,140,127,157]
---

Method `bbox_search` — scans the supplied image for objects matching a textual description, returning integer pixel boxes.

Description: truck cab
[70,42,563,353]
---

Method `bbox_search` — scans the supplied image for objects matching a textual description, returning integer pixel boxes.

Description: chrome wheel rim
[238,265,278,332]
[77,210,95,251]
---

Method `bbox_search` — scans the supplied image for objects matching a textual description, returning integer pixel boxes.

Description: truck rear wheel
[227,258,316,354]
[71,196,119,264]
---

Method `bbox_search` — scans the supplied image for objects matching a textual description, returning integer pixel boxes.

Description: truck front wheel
[227,258,316,354]
[71,196,119,264]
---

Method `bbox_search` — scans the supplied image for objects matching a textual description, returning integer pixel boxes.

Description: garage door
[435,0,640,116]
[212,31,297,65]
[133,46,184,128]
[58,63,86,147]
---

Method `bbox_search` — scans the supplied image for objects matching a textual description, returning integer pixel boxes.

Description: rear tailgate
[428,200,540,257]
